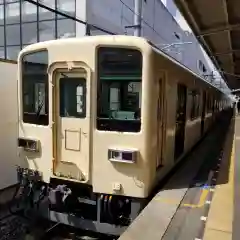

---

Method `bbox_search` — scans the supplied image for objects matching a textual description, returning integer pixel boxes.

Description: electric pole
[134,0,142,36]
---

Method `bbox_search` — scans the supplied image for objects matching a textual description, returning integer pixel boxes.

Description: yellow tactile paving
[203,134,234,239]
[203,229,232,240]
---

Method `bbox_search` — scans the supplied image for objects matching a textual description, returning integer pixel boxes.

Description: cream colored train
[16,35,231,236]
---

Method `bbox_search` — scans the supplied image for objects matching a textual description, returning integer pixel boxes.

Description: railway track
[0,211,117,240]
[27,221,117,240]
[0,214,26,240]
[0,204,116,240]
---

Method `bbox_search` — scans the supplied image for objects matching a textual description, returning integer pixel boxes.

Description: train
[15,35,232,236]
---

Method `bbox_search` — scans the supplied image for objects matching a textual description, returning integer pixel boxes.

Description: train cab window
[22,50,49,125]
[60,78,86,118]
[97,47,142,132]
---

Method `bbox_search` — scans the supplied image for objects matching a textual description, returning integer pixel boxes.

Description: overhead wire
[121,1,228,86]
[118,1,234,91]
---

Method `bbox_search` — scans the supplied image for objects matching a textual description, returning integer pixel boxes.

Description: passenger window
[190,90,200,120]
[60,78,86,118]
[22,50,49,125]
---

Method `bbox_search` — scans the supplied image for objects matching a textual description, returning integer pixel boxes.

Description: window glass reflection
[0,0,77,61]
[6,2,20,24]
[6,45,20,60]
[0,26,4,45]
[6,24,20,45]
[22,22,38,44]
[22,1,37,22]
[0,47,5,59]
[39,20,55,41]
[57,18,75,38]
[39,0,55,20]
[6,0,19,3]
[57,0,75,18]
[0,5,4,24]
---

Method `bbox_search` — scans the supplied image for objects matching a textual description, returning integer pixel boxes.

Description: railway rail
[0,214,117,240]
[0,200,117,240]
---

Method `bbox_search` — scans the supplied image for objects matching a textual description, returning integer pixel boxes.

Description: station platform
[202,116,235,240]
[119,111,236,240]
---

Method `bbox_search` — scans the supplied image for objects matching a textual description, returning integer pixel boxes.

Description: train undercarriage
[13,167,146,236]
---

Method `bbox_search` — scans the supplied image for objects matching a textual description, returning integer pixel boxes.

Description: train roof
[149,41,227,96]
[19,35,228,97]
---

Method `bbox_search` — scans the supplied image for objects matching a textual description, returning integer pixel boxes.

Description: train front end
[16,36,154,235]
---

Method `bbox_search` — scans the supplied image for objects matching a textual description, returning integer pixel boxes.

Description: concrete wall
[84,0,214,78]
[0,61,18,190]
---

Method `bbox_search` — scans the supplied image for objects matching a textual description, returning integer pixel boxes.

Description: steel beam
[198,24,240,38]
[221,0,233,62]
[214,50,240,56]
[174,0,225,81]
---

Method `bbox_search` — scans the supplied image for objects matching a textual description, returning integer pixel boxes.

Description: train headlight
[108,148,137,164]
[18,137,40,152]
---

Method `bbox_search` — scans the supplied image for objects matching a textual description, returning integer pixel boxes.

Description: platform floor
[202,117,235,239]
[162,114,234,240]
[202,115,240,240]
[233,116,240,240]
[119,112,233,240]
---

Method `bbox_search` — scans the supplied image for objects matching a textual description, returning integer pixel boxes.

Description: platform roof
[174,0,240,92]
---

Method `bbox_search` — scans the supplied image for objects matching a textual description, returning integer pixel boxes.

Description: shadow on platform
[149,111,235,199]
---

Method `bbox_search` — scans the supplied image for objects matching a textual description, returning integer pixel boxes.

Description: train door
[156,77,165,168]
[201,91,206,136]
[53,68,91,182]
[174,84,187,161]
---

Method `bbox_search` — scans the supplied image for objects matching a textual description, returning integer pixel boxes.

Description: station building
[0,0,220,80]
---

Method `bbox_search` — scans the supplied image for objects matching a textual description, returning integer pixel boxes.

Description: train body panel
[18,36,156,198]
[15,35,232,235]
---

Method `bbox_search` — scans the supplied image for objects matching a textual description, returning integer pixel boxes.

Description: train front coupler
[13,166,45,216]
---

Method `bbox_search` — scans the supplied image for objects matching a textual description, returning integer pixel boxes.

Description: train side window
[190,90,200,120]
[22,50,49,125]
[207,94,215,113]
[60,78,86,118]
[190,92,196,119]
